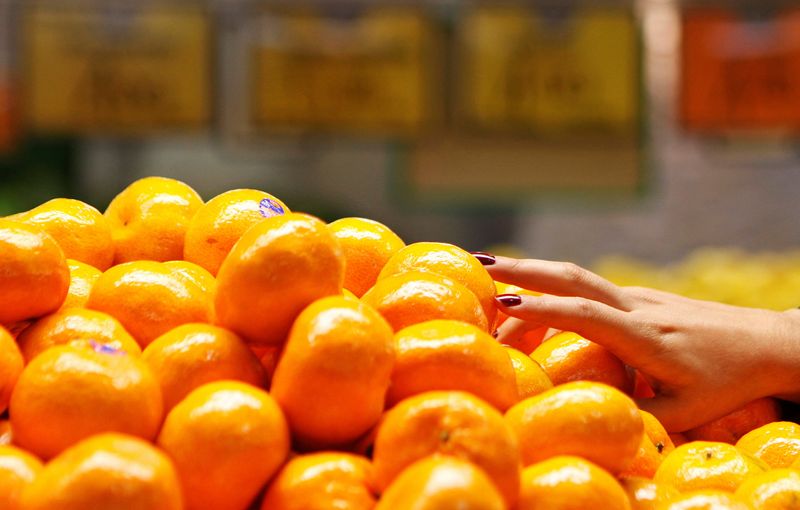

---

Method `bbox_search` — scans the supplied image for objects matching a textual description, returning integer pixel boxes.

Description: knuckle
[571,297,596,318]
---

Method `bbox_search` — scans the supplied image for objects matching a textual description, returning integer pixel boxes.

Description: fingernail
[496,294,522,307]
[471,251,495,266]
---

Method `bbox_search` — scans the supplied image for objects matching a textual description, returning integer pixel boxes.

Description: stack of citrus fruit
[0,176,798,509]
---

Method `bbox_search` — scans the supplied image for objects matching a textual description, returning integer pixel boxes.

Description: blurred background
[3,0,800,308]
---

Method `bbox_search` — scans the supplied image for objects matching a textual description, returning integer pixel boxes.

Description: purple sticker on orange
[90,340,125,355]
[259,197,285,218]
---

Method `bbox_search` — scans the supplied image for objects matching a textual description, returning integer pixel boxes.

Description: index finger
[485,255,631,310]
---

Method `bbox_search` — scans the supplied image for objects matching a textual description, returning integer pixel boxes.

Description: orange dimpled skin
[737,421,800,468]
[659,490,751,510]
[271,296,394,448]
[0,219,69,325]
[735,468,800,510]
[157,381,290,510]
[16,308,141,362]
[261,452,377,510]
[87,261,212,347]
[104,176,203,263]
[504,346,552,400]
[374,456,506,510]
[654,441,768,493]
[373,391,520,508]
[379,242,497,326]
[9,198,114,270]
[685,398,781,444]
[215,213,344,346]
[362,271,488,332]
[620,477,679,510]
[142,323,265,411]
[20,433,182,510]
[388,320,518,411]
[0,445,43,510]
[621,411,676,479]
[163,260,216,293]
[0,326,23,414]
[59,260,102,310]
[327,217,405,297]
[505,381,643,475]
[184,189,289,276]
[9,345,163,459]
[518,456,632,510]
[531,331,634,393]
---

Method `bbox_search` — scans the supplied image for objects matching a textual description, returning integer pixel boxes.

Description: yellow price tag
[24,4,210,134]
[459,6,639,134]
[252,8,435,135]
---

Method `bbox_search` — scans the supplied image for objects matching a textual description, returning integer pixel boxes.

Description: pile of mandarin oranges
[1,176,799,509]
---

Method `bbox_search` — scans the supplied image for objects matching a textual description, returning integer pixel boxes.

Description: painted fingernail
[471,251,496,266]
[496,294,522,307]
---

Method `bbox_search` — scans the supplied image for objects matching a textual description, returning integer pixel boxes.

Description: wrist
[763,308,800,401]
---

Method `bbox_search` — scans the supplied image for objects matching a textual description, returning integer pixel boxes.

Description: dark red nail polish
[496,294,522,307]
[471,252,496,266]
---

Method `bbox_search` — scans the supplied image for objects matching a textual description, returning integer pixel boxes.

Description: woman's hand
[479,254,800,432]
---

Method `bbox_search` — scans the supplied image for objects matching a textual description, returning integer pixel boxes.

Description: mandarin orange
[215,213,344,345]
[0,219,69,325]
[59,259,101,310]
[157,380,290,510]
[373,391,520,507]
[0,326,23,414]
[504,346,552,399]
[388,320,518,411]
[271,296,394,447]
[362,271,488,332]
[20,433,182,510]
[0,445,43,510]
[327,217,405,297]
[737,421,800,468]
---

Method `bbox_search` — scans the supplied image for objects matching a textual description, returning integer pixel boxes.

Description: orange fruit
[0,445,43,510]
[671,433,690,447]
[184,189,289,275]
[735,468,800,509]
[685,398,781,444]
[9,345,163,459]
[142,323,265,411]
[0,219,69,325]
[163,260,216,293]
[378,242,497,326]
[20,433,182,510]
[0,420,12,445]
[737,422,800,468]
[257,346,281,389]
[16,308,141,362]
[261,452,377,510]
[8,198,114,270]
[87,260,212,347]
[373,391,520,507]
[654,441,768,493]
[362,271,488,332]
[327,217,405,297]
[0,326,23,414]
[375,456,505,510]
[104,176,203,263]
[620,477,679,510]
[622,410,677,478]
[659,490,750,510]
[387,320,518,411]
[157,380,290,510]
[504,346,553,399]
[505,381,643,474]
[493,282,547,353]
[59,259,102,310]
[271,296,394,448]
[530,331,634,393]
[518,456,631,510]
[215,212,344,346]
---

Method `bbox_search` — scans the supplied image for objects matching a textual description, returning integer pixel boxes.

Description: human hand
[476,254,800,432]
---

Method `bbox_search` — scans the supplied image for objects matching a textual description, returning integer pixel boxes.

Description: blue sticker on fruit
[259,198,285,218]
[90,340,125,355]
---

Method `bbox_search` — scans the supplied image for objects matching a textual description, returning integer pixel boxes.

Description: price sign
[459,5,639,134]
[681,8,800,132]
[23,4,211,134]
[251,8,435,135]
